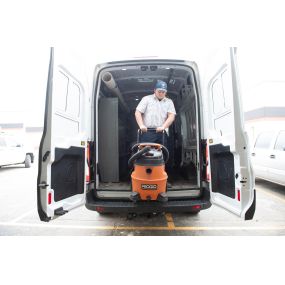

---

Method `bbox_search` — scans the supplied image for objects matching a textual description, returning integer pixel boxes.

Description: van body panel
[205,48,255,219]
[37,48,89,221]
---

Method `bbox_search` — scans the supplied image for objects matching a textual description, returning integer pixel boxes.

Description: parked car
[0,132,34,168]
[251,130,285,186]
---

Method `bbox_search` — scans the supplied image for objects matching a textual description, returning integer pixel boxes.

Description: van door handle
[251,153,256,157]
[270,155,276,159]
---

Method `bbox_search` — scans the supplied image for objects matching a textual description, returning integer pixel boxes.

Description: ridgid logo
[141,184,158,190]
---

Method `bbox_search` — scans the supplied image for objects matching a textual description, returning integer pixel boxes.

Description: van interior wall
[169,79,198,184]
[98,67,199,187]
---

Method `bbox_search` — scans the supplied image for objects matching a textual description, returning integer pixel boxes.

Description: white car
[251,130,285,186]
[0,133,34,168]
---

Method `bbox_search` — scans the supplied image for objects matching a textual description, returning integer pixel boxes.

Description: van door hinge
[54,207,68,216]
[38,182,49,188]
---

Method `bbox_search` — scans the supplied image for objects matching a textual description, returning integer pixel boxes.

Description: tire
[25,155,32,168]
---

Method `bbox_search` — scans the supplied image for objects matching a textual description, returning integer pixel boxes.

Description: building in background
[0,111,43,157]
[243,81,285,147]
[244,106,285,145]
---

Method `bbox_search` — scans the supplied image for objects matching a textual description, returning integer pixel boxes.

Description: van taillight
[96,207,105,213]
[237,189,241,201]
[192,205,201,210]
[48,193,52,205]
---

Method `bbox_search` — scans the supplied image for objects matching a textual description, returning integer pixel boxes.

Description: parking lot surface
[0,162,284,236]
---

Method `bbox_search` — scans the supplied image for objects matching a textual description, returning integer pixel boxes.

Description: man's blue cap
[155,80,167,92]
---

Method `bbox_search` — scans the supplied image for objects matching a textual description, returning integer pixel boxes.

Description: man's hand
[140,125,147,133]
[156,127,165,133]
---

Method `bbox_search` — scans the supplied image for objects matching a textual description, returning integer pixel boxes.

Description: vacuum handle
[137,128,167,145]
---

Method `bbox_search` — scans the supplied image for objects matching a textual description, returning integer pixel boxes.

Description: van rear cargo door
[205,48,256,220]
[37,48,89,222]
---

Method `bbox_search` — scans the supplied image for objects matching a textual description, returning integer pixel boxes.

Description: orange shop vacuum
[128,142,169,203]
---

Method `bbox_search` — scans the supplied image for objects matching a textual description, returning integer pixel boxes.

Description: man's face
[154,89,167,100]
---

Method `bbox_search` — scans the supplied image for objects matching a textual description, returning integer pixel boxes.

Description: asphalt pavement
[0,161,284,236]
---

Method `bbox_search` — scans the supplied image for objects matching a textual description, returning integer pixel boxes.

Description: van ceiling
[106,65,193,110]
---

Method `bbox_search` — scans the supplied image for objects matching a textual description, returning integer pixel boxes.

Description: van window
[211,69,232,115]
[255,132,273,149]
[66,82,80,118]
[212,79,225,114]
[211,68,234,134]
[274,131,285,151]
[221,69,232,110]
[54,70,69,112]
[54,70,81,118]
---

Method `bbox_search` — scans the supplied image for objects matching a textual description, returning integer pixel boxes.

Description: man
[135,80,176,147]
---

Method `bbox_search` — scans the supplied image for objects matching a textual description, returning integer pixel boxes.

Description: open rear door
[37,48,89,221]
[205,48,256,220]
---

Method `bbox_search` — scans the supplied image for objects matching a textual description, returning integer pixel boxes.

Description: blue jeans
[139,130,168,148]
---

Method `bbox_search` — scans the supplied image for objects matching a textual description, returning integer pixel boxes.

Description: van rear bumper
[85,192,211,213]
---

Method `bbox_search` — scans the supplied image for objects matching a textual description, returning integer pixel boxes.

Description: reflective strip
[206,142,211,182]
[86,142,90,183]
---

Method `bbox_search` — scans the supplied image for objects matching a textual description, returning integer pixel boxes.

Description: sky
[0,46,285,127]
[0,1,285,127]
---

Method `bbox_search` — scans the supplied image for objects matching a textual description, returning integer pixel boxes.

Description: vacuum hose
[161,145,169,164]
[128,145,169,168]
[128,146,151,168]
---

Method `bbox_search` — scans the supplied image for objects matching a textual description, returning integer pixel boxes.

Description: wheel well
[26,153,34,163]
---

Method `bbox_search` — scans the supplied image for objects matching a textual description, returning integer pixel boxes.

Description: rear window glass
[274,131,285,151]
[255,132,274,149]
[212,79,225,114]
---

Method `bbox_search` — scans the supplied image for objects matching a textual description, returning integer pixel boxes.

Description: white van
[37,48,256,221]
[251,130,285,186]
